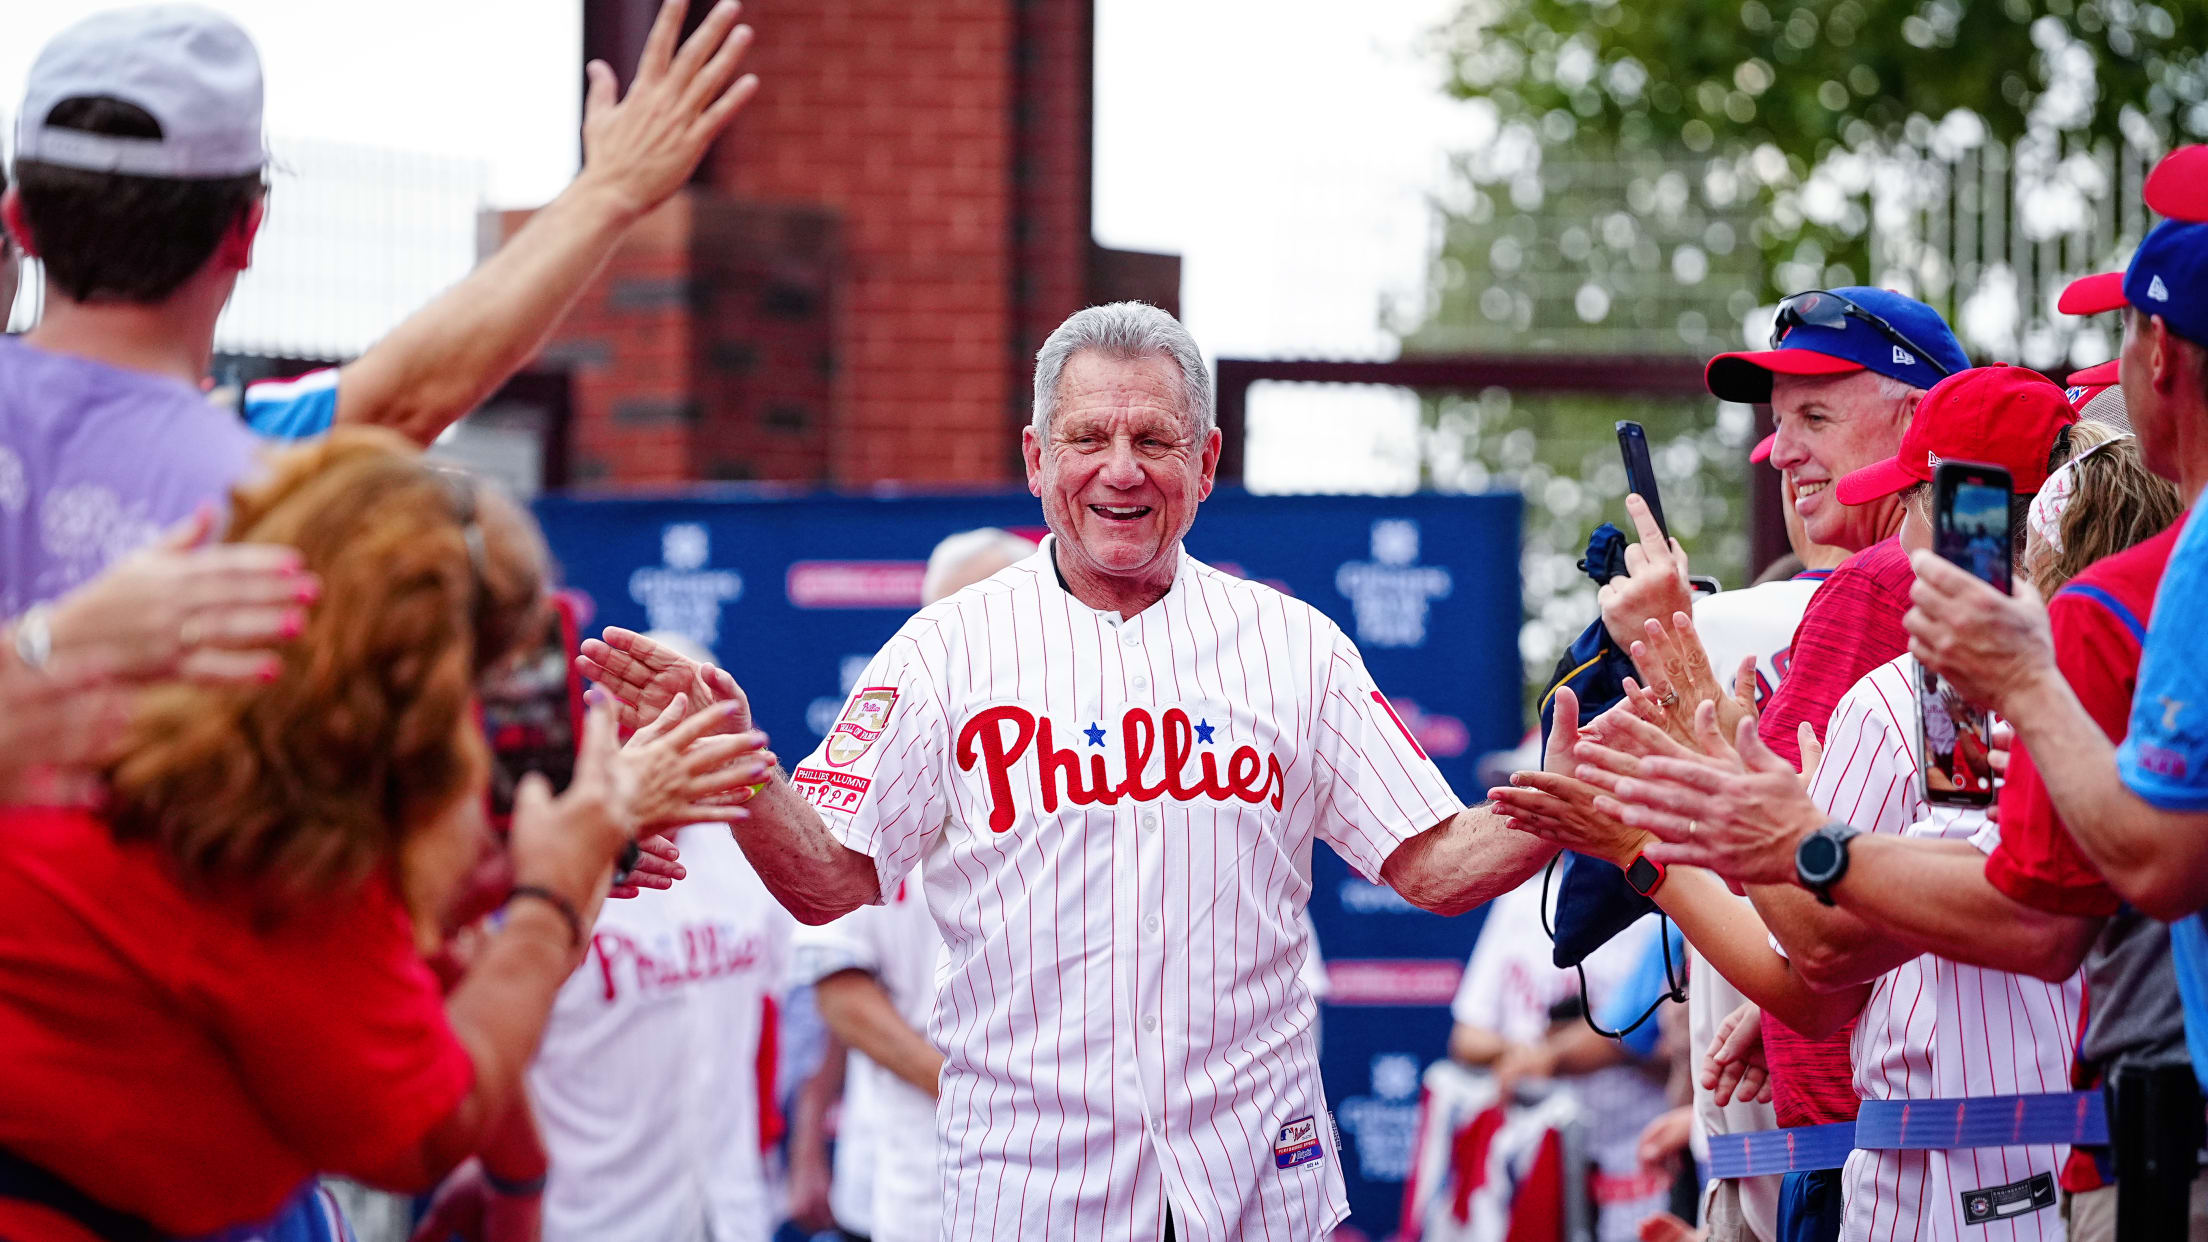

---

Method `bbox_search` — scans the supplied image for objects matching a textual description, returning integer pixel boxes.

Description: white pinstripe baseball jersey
[1809,656,2079,1242]
[788,536,1466,1242]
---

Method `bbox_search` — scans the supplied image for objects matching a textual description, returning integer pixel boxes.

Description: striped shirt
[791,536,1465,1242]
[1758,536,1917,1130]
[1813,657,2078,1242]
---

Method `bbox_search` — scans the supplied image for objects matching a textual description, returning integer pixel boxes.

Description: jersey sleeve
[791,630,951,903]
[190,876,474,1178]
[2120,508,2208,810]
[1307,622,1467,883]
[1985,588,2138,916]
[241,368,341,441]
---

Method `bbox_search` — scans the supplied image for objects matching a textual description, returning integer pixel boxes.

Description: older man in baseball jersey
[581,302,1556,1240]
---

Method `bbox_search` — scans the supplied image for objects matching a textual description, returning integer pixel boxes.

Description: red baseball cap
[2145,145,2208,222]
[2058,271,2126,316]
[1834,364,2078,504]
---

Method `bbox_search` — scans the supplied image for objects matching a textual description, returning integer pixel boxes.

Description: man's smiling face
[1023,349,1220,591]
[1766,370,1917,552]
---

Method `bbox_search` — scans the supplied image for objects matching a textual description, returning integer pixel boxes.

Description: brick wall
[522,0,1134,489]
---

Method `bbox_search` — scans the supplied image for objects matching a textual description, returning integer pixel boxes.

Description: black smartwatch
[1795,823,1861,906]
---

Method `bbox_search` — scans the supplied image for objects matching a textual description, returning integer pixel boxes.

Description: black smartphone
[1616,420,1670,541]
[480,593,584,824]
[1920,460,2014,806]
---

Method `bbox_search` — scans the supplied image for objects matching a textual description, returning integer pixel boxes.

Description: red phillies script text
[956,705,1287,833]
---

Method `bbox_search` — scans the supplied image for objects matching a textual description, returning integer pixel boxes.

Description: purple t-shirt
[0,337,261,615]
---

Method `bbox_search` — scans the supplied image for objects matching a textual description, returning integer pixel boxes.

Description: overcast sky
[1,0,1478,490]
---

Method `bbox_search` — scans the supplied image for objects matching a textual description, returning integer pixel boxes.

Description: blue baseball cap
[2120,219,2208,349]
[1709,287,1969,459]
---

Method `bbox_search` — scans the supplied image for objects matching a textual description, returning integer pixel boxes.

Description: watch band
[1625,851,1666,898]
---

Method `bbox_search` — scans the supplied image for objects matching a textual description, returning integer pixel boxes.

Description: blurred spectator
[524,629,795,1242]
[0,0,759,618]
[1448,878,1669,1242]
[0,431,710,1239]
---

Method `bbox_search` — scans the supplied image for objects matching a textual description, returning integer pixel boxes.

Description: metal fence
[7,131,487,363]
[1865,134,2160,370]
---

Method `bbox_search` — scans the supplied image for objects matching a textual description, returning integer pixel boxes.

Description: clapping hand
[576,626,751,734]
[1489,684,1657,868]
[1572,703,1824,887]
[1627,608,1758,756]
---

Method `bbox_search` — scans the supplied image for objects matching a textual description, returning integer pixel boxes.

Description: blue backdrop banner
[534,485,1523,1239]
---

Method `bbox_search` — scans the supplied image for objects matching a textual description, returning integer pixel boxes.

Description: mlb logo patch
[1274,1115,1323,1170]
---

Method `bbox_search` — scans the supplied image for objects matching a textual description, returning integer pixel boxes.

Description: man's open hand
[576,626,751,735]
[1905,550,2058,718]
[578,0,760,221]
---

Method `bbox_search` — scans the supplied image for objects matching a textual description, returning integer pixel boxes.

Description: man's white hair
[1031,301,1214,438]
[923,528,1035,603]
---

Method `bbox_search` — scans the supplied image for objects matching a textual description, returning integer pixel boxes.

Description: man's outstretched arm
[728,769,881,925]
[1383,804,1558,916]
[335,0,758,445]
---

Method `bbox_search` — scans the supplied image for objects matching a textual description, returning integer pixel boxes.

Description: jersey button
[1142,813,1159,831]
[1145,915,1161,934]
[1142,1014,1158,1032]
[1132,675,1148,692]
[1123,632,1140,648]
[1152,1118,1165,1134]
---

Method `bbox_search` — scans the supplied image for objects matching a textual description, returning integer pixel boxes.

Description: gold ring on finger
[1658,689,1680,709]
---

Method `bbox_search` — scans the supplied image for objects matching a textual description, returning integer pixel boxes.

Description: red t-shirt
[1757,536,1917,769]
[1985,524,2178,917]
[0,807,474,1240]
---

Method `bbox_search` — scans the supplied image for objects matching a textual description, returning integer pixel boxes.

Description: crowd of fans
[6,4,2208,1242]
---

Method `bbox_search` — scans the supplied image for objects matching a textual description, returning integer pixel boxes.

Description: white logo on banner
[1334,519,1453,648]
[629,522,743,646]
[1336,1054,1425,1180]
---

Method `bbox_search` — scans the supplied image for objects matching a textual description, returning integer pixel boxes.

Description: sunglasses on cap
[1770,289,1957,380]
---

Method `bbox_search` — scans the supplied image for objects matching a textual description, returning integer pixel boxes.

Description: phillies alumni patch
[792,767,873,814]
[1274,1116,1323,1170]
[825,687,898,767]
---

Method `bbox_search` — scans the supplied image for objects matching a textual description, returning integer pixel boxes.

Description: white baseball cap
[15,4,267,179]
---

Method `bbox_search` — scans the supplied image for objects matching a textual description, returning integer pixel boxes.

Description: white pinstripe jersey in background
[789,536,1465,1242]
[1810,657,2079,1242]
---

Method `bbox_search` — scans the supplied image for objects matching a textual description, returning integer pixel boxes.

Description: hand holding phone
[1920,460,2014,806]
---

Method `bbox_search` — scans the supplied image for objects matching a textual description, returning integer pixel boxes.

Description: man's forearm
[1833,835,2096,982]
[729,771,882,924]
[1748,878,1916,991]
[2006,672,2208,919]
[817,970,945,1098]
[1381,804,1558,916]
[335,178,640,445]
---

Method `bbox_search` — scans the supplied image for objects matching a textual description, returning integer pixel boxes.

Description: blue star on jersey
[1084,722,1106,746]
[1195,718,1217,744]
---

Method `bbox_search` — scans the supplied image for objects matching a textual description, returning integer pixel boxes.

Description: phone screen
[480,595,583,822]
[1921,465,2012,806]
